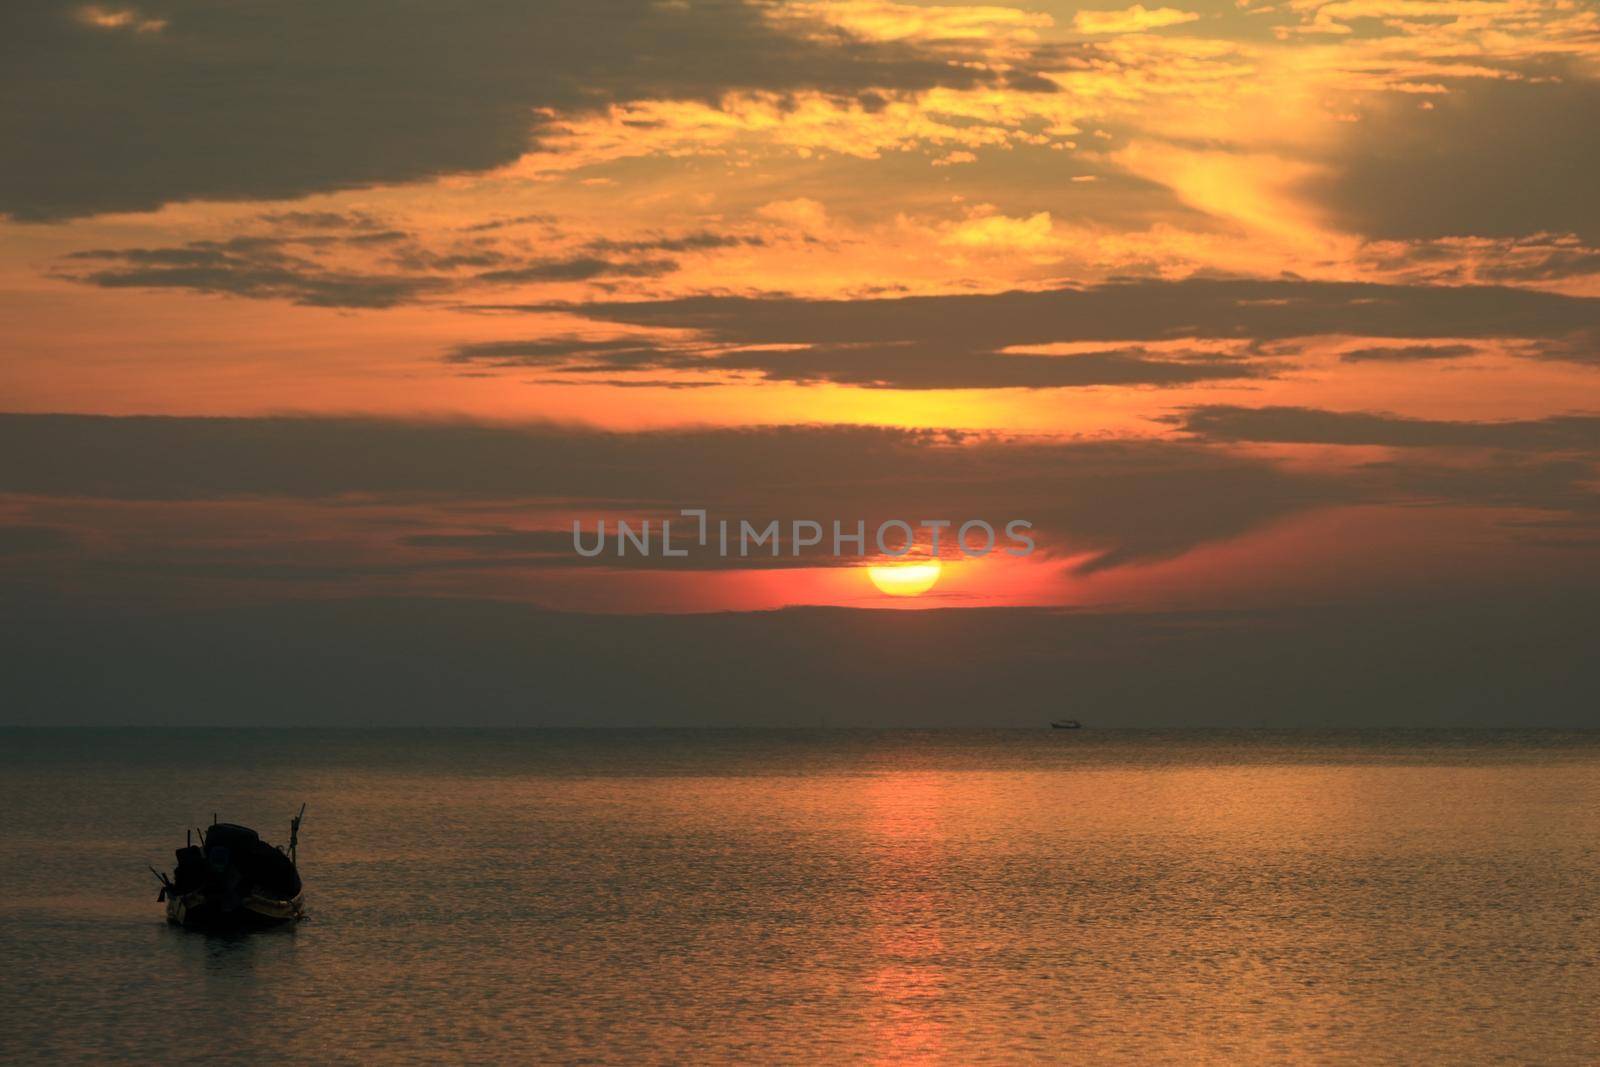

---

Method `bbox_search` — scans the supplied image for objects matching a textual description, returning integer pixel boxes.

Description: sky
[2,0,1598,723]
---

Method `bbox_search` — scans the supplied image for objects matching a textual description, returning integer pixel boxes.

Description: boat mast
[289,804,306,866]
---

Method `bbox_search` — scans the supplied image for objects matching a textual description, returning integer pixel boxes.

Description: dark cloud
[7,414,1596,589]
[448,338,676,368]
[476,256,679,284]
[343,230,411,246]
[541,378,723,390]
[62,235,447,308]
[1164,407,1600,525]
[1340,344,1477,364]
[1171,406,1600,452]
[534,277,1600,346]
[61,237,680,305]
[697,344,1263,390]
[4,593,1596,726]
[584,232,768,254]
[0,525,73,555]
[1475,248,1600,284]
[1358,235,1600,285]
[458,214,557,233]
[0,1,1020,221]
[398,528,850,571]
[448,335,1265,389]
[256,210,390,231]
[1367,455,1600,516]
[1525,330,1600,368]
[401,530,579,554]
[1309,72,1600,242]
[388,248,513,272]
[0,413,1340,573]
[0,414,953,500]
[457,276,1600,387]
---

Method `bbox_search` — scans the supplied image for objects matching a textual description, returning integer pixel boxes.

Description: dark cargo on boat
[152,806,305,930]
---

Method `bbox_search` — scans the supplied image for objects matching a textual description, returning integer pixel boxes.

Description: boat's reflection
[159,913,301,985]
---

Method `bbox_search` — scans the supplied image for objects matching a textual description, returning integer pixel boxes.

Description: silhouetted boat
[152,806,305,930]
[1050,719,1083,729]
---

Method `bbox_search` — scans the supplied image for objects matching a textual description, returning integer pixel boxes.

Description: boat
[151,805,306,930]
[1050,719,1083,729]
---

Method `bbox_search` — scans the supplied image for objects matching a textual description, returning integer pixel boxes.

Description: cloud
[6,593,1598,726]
[255,210,393,232]
[582,232,767,254]
[1307,73,1600,243]
[0,413,1342,572]
[941,210,1056,250]
[1369,455,1600,516]
[1526,330,1600,368]
[75,5,165,33]
[1339,344,1478,363]
[62,236,448,308]
[57,220,786,305]
[1357,234,1600,290]
[1171,406,1600,452]
[447,335,1265,389]
[757,198,830,229]
[1161,406,1600,526]
[693,345,1261,390]
[535,276,1600,347]
[475,256,680,285]
[0,525,74,555]
[398,528,848,571]
[4,413,1595,611]
[447,338,675,368]
[457,213,557,234]
[1476,246,1600,284]
[446,275,1600,387]
[399,530,578,554]
[779,1,1055,45]
[0,0,1029,221]
[1073,5,1200,34]
[60,233,687,305]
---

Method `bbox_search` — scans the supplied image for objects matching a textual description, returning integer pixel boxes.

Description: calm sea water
[2,729,1597,1064]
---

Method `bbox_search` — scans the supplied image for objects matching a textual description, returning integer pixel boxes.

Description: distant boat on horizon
[1050,719,1083,730]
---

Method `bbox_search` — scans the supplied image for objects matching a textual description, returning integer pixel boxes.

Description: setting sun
[4,0,1599,1061]
[867,560,942,597]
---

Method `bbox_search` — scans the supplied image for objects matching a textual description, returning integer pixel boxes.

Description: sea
[2,729,1597,1064]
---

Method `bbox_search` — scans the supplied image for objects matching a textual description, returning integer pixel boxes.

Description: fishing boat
[1050,719,1083,729]
[152,806,305,930]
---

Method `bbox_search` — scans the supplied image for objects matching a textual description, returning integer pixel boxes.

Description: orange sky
[1,0,1597,614]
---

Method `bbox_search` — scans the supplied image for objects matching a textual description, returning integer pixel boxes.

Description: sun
[867,560,942,597]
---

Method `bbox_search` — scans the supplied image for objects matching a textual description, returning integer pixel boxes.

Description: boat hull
[166,890,305,931]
